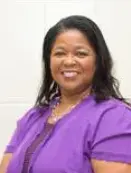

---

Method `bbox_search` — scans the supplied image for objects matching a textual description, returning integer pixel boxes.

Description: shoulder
[88,98,131,137]
[90,98,131,138]
[98,98,131,117]
[17,106,49,128]
[79,96,131,125]
[99,98,131,128]
[90,98,131,119]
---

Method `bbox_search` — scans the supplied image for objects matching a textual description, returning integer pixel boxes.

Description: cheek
[50,57,60,78]
[50,57,57,70]
[82,59,96,76]
[50,58,55,78]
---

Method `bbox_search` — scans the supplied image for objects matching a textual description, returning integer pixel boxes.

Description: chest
[31,116,92,173]
[8,107,95,173]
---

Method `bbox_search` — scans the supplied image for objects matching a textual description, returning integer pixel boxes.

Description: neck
[60,88,91,106]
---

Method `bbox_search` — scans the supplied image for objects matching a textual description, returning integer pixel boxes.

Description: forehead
[52,29,93,50]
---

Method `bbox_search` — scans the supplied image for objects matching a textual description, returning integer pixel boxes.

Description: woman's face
[50,29,96,94]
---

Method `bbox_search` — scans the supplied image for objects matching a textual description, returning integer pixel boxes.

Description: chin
[60,85,83,94]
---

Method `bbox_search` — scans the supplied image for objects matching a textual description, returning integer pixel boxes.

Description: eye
[76,51,89,58]
[54,52,66,57]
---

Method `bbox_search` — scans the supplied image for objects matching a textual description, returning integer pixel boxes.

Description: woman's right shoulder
[17,106,49,128]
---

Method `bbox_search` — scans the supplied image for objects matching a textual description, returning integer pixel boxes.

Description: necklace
[49,91,90,123]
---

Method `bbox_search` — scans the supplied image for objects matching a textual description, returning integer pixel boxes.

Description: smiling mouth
[62,71,78,78]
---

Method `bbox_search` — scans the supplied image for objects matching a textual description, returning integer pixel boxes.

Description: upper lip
[61,70,79,73]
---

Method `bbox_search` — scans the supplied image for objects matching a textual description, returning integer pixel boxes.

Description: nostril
[63,60,77,66]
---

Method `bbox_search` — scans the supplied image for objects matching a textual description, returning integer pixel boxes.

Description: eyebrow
[53,45,91,51]
[53,46,65,50]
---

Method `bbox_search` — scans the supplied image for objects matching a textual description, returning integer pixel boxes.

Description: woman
[0,15,131,173]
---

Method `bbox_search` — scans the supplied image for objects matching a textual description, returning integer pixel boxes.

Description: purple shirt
[5,96,131,173]
[21,123,54,173]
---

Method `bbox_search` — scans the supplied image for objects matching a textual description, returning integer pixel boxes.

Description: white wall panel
[0,1,46,104]
[94,0,131,98]
[44,0,95,32]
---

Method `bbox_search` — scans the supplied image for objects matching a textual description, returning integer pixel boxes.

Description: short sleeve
[4,107,38,153]
[91,104,131,164]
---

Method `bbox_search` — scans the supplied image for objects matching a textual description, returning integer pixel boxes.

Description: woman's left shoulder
[88,98,131,129]
[92,98,131,131]
[95,98,131,115]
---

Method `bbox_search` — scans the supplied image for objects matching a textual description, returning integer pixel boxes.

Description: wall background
[0,0,131,160]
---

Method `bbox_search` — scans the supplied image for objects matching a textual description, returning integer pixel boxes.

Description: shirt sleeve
[4,107,37,153]
[91,104,131,164]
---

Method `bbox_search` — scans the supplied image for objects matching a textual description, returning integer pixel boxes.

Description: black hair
[35,15,128,107]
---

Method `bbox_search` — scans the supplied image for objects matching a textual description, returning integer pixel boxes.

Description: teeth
[63,72,77,77]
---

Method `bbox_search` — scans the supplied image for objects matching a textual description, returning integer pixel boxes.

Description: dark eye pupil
[56,52,64,55]
[78,52,86,56]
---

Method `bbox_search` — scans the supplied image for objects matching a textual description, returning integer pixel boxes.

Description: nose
[63,54,77,67]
